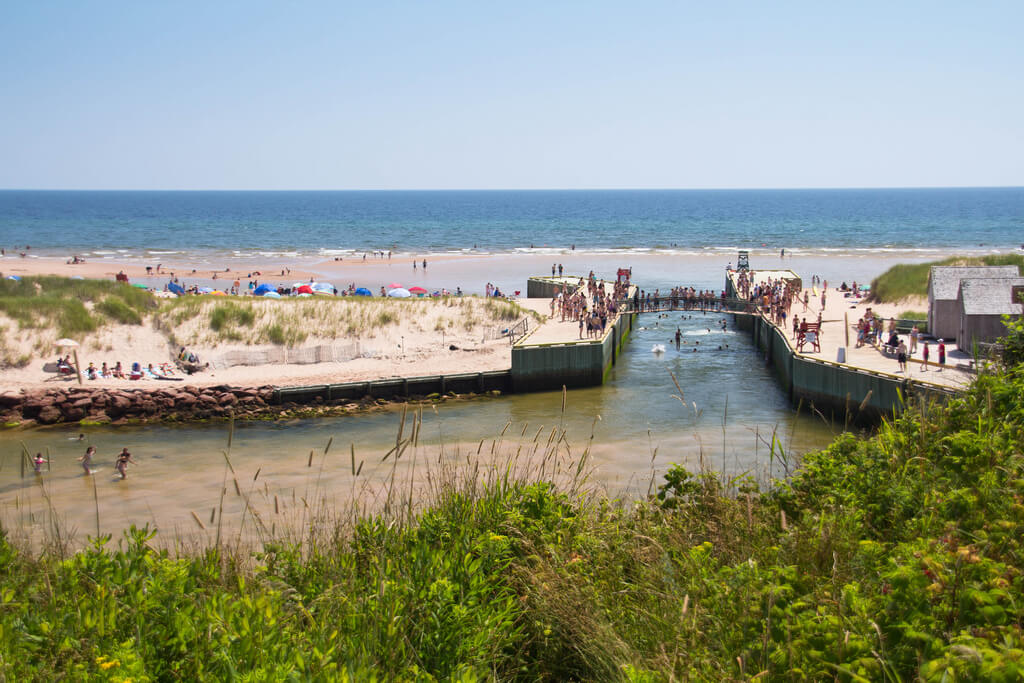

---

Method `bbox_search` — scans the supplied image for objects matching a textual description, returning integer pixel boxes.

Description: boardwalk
[515,280,636,347]
[726,270,972,390]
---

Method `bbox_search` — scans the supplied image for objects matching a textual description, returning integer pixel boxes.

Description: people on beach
[79,446,96,475]
[114,448,136,479]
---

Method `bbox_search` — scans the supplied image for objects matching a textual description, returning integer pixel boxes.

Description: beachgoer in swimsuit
[33,453,47,473]
[897,341,907,373]
[115,448,136,479]
[921,341,929,371]
[79,446,96,475]
[937,340,946,370]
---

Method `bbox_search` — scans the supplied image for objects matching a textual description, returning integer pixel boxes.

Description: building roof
[958,277,1024,316]
[929,266,1020,301]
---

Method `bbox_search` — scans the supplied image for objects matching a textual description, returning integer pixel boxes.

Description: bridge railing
[616,296,758,314]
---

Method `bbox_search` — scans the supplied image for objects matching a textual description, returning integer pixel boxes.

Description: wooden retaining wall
[273,370,512,404]
[509,311,635,392]
[733,312,956,421]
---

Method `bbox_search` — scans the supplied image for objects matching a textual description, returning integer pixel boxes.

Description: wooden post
[72,349,83,385]
[844,312,850,349]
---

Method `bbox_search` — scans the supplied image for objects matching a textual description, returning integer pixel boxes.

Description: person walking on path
[897,340,908,373]
[910,325,919,354]
[921,341,930,371]
[937,340,946,371]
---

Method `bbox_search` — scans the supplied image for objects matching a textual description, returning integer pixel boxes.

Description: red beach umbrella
[408,286,427,294]
[388,282,403,289]
[296,284,314,295]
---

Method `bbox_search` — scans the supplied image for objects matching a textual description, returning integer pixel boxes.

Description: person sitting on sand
[79,446,95,475]
[114,448,136,479]
[112,361,125,379]
[86,362,98,380]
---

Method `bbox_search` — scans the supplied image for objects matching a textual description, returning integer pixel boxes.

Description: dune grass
[870,254,1024,303]
[0,276,154,364]
[3,351,1024,679]
[157,295,540,347]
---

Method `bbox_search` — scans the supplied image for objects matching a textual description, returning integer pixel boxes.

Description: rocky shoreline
[0,384,495,428]
[0,385,278,427]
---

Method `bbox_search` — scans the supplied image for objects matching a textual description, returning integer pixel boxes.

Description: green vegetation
[870,254,1024,303]
[4,349,1024,679]
[0,276,153,363]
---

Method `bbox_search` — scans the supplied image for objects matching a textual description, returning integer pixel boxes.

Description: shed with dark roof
[928,266,1019,339]
[955,277,1024,349]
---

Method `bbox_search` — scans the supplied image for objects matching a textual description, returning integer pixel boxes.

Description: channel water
[0,310,837,545]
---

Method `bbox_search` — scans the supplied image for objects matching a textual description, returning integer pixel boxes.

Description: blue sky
[1,1,1021,190]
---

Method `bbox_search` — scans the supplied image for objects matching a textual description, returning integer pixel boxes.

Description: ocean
[1,188,1022,262]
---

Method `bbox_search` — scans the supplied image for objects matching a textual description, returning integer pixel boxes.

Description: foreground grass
[2,360,1023,680]
[870,254,1024,303]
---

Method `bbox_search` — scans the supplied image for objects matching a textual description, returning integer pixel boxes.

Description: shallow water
[0,312,837,546]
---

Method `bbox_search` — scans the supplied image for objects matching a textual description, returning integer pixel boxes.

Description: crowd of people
[549,272,622,339]
[31,442,137,480]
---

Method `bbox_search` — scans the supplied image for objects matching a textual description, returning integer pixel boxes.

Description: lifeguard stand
[737,251,750,271]
[616,268,632,285]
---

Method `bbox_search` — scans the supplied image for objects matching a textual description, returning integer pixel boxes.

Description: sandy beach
[1,249,948,394]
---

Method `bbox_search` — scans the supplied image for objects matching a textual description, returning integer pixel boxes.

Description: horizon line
[1,185,1023,193]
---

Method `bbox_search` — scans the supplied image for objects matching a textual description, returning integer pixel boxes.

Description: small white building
[955,277,1024,350]
[927,266,1019,340]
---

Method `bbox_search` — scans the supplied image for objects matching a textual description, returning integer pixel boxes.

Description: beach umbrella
[262,291,282,299]
[70,275,84,280]
[6,275,20,281]
[253,283,275,296]
[198,286,214,294]
[311,282,335,295]
[296,284,314,295]
[132,283,149,289]
[354,287,372,296]
[387,288,412,298]
[153,290,177,298]
[209,290,227,296]
[54,338,82,385]
[167,281,186,296]
[388,282,403,289]
[408,286,428,295]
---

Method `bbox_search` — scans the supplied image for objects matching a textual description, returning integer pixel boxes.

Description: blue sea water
[0,188,1021,260]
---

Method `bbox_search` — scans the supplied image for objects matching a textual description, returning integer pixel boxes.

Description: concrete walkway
[729,270,973,390]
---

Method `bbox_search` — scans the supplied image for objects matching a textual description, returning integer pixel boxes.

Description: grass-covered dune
[3,333,1024,679]
[870,254,1024,303]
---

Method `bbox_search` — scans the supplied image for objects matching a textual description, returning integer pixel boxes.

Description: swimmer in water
[79,445,96,475]
[114,448,136,480]
[33,452,47,473]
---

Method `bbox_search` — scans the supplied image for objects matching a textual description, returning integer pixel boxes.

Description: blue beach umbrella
[6,275,20,281]
[197,287,214,294]
[311,282,335,294]
[354,287,372,296]
[253,283,275,296]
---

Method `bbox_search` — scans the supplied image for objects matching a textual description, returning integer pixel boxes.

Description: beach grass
[156,294,540,347]
[0,276,153,365]
[2,359,1024,679]
[870,254,1024,302]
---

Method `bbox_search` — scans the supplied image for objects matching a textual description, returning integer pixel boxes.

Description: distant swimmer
[79,445,96,475]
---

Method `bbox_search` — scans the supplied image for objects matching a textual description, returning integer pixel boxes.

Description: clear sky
[1,1,1021,190]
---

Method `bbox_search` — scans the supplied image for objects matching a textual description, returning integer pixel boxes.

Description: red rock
[38,406,62,424]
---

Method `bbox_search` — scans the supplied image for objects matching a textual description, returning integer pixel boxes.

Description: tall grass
[870,254,1024,302]
[3,364,1023,679]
